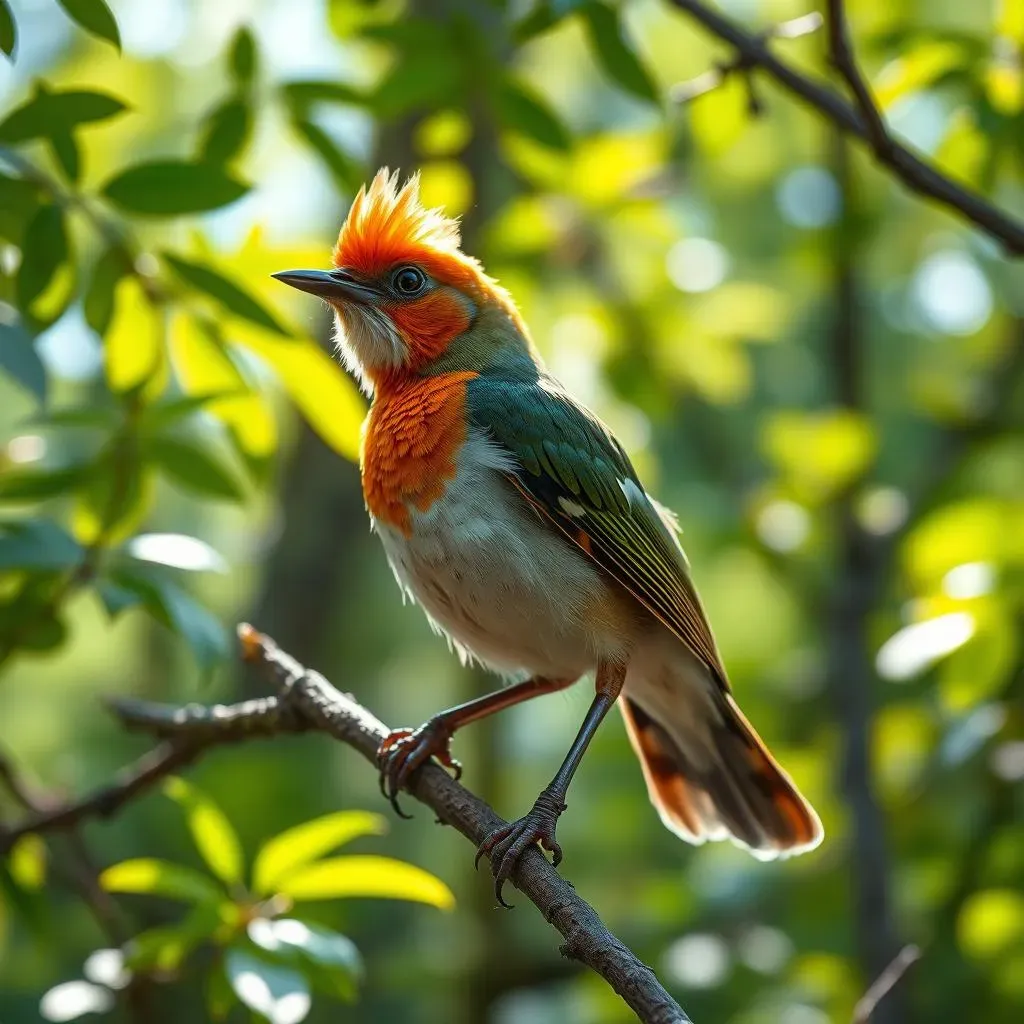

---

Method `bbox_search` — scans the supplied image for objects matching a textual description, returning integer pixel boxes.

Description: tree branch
[0,626,692,1024]
[665,0,1024,255]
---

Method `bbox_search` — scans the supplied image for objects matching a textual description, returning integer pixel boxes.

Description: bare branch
[665,0,1024,255]
[825,0,891,155]
[852,945,922,1024]
[0,626,692,1024]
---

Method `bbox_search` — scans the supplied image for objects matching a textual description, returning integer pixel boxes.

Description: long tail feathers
[621,695,823,859]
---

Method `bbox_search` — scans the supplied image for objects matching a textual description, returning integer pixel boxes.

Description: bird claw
[475,789,567,908]
[376,719,461,819]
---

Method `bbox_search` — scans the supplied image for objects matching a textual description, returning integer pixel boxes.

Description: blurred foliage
[0,0,1022,1023]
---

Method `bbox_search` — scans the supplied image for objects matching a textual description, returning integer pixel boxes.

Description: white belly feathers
[370,428,631,679]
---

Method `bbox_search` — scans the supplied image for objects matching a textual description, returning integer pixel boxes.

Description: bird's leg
[378,675,575,817]
[476,659,628,907]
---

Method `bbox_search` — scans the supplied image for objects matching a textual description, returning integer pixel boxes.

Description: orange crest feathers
[333,169,478,286]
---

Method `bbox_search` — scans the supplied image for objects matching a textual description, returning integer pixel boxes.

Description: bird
[273,169,823,905]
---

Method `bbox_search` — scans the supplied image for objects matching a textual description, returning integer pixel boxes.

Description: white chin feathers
[332,306,405,393]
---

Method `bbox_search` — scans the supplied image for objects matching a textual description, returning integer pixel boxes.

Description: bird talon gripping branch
[275,169,823,889]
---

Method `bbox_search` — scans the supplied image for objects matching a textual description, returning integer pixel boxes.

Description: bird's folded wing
[468,373,729,688]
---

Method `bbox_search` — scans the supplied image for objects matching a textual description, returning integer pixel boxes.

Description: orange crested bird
[274,170,822,904]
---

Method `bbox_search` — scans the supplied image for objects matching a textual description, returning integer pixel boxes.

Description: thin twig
[825,0,891,155]
[665,0,1024,254]
[852,945,922,1023]
[0,626,692,1024]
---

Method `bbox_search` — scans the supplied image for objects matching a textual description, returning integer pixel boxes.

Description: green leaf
[100,858,224,904]
[0,320,46,403]
[291,117,363,192]
[48,130,80,183]
[247,918,361,1001]
[83,246,127,336]
[9,834,46,890]
[0,0,15,58]
[762,410,877,503]
[495,77,570,150]
[372,51,463,118]
[579,1,658,104]
[103,276,163,394]
[229,26,257,87]
[102,160,249,217]
[143,391,245,430]
[164,776,244,887]
[149,435,246,501]
[0,87,126,143]
[162,252,289,335]
[253,811,387,895]
[0,173,40,243]
[112,569,229,671]
[0,519,82,570]
[875,41,966,109]
[275,855,454,910]
[199,97,252,165]
[124,903,224,972]
[225,947,311,1024]
[16,204,67,310]
[0,465,86,503]
[233,329,364,461]
[96,578,142,618]
[280,79,366,112]
[56,0,120,50]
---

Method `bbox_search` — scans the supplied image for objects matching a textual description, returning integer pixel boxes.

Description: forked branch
[0,626,691,1024]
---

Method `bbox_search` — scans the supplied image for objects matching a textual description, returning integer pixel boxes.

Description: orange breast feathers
[361,371,478,535]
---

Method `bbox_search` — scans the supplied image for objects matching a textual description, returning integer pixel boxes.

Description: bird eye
[392,266,427,296]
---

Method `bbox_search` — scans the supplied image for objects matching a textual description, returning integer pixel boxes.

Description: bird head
[274,169,531,393]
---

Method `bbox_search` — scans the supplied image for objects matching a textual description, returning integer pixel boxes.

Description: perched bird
[274,169,822,903]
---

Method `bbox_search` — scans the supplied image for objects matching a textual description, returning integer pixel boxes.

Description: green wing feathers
[468,373,729,687]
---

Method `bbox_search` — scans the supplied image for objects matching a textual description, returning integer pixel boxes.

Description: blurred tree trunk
[826,131,907,1024]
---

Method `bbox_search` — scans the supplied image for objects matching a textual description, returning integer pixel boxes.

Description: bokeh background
[1,0,1023,1022]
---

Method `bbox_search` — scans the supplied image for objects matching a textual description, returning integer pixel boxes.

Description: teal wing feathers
[467,372,729,688]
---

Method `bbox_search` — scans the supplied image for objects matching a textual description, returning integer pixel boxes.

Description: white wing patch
[558,497,587,517]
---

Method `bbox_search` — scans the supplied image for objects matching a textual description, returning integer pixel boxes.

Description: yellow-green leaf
[169,311,277,459]
[997,0,1024,40]
[936,107,987,186]
[959,889,1024,959]
[253,811,387,896]
[985,62,1023,115]
[104,277,164,394]
[233,324,364,461]
[875,41,965,109]
[163,776,243,886]
[761,410,877,503]
[275,855,454,910]
[9,834,46,889]
[100,858,224,904]
[689,73,748,157]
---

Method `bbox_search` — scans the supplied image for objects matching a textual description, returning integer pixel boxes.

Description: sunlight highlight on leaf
[104,277,163,394]
[163,776,244,886]
[275,855,454,909]
[253,811,387,895]
[232,325,364,461]
[100,858,224,904]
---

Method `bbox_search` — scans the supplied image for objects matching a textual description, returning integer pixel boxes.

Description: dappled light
[1,1,1022,1023]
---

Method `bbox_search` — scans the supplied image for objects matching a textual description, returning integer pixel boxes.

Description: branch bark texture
[0,626,691,1024]
[666,0,1024,255]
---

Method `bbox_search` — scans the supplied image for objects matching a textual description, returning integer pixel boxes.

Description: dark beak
[271,268,379,304]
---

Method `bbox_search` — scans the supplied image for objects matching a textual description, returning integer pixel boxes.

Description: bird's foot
[475,788,566,908]
[377,718,462,818]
